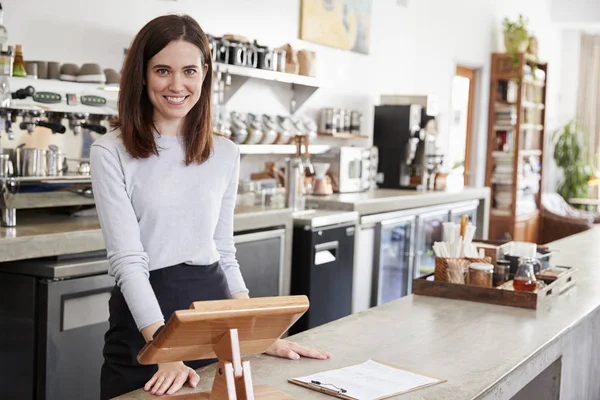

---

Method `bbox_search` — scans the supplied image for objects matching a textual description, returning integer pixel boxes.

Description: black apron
[100,262,232,400]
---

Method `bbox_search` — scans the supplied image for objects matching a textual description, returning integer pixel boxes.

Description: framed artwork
[299,0,372,54]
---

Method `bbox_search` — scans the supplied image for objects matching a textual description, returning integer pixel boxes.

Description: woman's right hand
[144,361,200,396]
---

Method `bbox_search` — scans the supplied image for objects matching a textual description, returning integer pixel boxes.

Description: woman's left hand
[265,339,331,360]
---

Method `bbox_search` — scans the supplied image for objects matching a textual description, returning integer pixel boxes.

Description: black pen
[310,380,347,394]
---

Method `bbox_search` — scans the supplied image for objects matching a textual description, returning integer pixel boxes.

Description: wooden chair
[540,193,599,244]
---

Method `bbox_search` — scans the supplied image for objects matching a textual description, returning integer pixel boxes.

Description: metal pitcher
[17,147,47,177]
[46,145,68,176]
[0,154,13,177]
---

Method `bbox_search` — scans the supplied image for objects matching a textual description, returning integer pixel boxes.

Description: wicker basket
[435,257,493,284]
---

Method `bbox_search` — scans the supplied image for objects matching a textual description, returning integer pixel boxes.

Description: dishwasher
[289,211,358,334]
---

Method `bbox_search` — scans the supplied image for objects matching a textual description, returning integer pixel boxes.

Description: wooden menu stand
[137,296,309,399]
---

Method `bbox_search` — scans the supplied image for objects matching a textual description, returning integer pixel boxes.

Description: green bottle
[12,44,26,77]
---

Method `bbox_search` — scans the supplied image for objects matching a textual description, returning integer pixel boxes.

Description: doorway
[448,65,476,187]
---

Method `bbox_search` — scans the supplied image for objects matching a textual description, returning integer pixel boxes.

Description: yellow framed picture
[299,0,372,54]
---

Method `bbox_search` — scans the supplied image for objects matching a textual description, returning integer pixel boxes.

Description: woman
[91,14,329,400]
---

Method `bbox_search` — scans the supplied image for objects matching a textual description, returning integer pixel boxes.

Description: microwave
[312,147,370,193]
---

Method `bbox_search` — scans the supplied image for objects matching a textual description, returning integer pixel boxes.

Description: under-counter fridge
[413,207,450,279]
[354,210,417,312]
[353,204,454,312]
[0,253,114,400]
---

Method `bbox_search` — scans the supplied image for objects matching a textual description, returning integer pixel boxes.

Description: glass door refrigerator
[414,207,450,280]
[371,214,416,306]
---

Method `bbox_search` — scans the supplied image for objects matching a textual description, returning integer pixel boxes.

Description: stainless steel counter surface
[292,209,359,229]
[117,228,600,400]
[0,207,293,263]
[306,187,491,215]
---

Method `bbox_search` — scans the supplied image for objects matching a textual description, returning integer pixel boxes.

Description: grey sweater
[90,130,248,331]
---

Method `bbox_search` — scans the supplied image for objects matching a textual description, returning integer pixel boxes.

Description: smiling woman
[90,14,329,400]
[113,14,213,165]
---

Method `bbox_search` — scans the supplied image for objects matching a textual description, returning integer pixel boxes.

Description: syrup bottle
[513,257,541,292]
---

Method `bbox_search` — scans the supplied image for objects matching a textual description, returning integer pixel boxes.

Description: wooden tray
[412,266,577,309]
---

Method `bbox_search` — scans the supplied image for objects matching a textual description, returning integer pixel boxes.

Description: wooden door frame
[455,65,476,187]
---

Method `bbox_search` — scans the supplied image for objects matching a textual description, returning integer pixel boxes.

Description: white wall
[3,0,571,186]
[550,0,600,23]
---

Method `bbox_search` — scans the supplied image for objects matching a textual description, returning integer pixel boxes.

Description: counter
[118,228,600,400]
[0,206,293,263]
[306,187,490,216]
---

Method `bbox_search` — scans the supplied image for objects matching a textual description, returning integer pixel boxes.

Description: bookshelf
[485,53,548,243]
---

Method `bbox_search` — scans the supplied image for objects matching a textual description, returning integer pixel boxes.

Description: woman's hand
[265,339,331,360]
[144,361,200,396]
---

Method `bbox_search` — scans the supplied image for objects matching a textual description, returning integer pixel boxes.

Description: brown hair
[113,14,213,165]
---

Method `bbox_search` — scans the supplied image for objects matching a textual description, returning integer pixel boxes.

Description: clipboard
[137,295,310,399]
[288,360,447,400]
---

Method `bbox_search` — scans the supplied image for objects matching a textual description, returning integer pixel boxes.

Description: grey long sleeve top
[90,129,248,331]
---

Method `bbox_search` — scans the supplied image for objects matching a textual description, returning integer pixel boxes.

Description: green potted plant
[503,14,529,53]
[553,120,593,202]
[503,14,530,77]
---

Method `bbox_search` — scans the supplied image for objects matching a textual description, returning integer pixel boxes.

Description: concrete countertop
[306,187,490,215]
[117,228,600,400]
[0,206,294,263]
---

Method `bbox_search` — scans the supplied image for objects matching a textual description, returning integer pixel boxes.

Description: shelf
[492,151,514,158]
[519,150,542,157]
[522,101,544,110]
[214,63,321,88]
[317,132,369,139]
[522,76,545,87]
[238,144,330,155]
[213,63,321,114]
[521,124,544,131]
[494,125,515,131]
[491,210,512,218]
[516,209,540,219]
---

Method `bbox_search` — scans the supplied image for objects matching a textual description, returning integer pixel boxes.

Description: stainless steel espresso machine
[373,95,443,191]
[0,76,118,227]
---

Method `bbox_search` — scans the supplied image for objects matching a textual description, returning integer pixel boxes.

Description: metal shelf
[214,63,321,114]
[238,144,330,155]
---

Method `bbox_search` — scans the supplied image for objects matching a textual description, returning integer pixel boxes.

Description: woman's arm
[213,147,249,297]
[90,144,164,336]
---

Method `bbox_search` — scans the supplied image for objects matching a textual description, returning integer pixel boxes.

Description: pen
[310,380,347,394]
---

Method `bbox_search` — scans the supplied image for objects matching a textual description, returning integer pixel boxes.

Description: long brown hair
[113,14,213,165]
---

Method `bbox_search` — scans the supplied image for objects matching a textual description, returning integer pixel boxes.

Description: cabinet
[290,221,355,334]
[485,53,547,243]
[234,228,285,297]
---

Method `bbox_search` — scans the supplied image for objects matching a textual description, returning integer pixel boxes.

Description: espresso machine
[373,95,442,191]
[0,76,118,227]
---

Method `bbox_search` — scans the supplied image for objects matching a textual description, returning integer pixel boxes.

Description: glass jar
[513,257,541,292]
[0,50,12,76]
[468,262,494,287]
[493,260,511,287]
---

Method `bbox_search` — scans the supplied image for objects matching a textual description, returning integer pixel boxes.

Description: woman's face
[146,40,206,124]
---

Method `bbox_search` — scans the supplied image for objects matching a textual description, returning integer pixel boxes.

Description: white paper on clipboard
[291,360,445,400]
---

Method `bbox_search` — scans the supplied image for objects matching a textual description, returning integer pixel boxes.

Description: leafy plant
[503,14,530,77]
[553,120,593,201]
